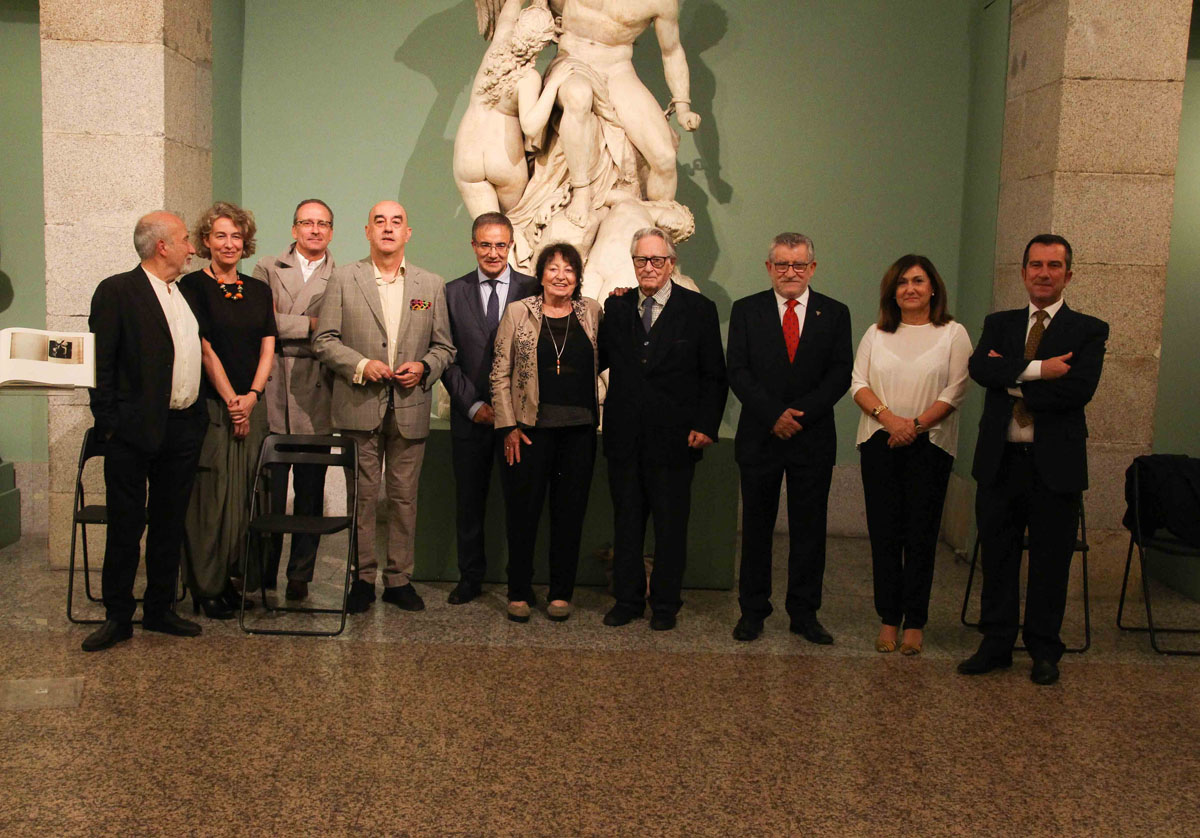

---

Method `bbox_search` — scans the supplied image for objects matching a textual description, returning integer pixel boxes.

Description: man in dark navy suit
[441,213,537,604]
[959,234,1108,685]
[599,227,728,631]
[83,211,209,651]
[726,232,853,643]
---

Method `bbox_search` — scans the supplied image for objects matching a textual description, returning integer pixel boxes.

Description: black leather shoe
[382,583,425,611]
[81,620,133,652]
[192,595,234,621]
[956,647,1013,676]
[603,605,642,627]
[649,613,677,632]
[732,616,763,642]
[790,617,834,645]
[285,580,309,601]
[346,579,376,614]
[142,610,202,637]
[220,585,254,612]
[1030,659,1060,685]
[447,580,482,605]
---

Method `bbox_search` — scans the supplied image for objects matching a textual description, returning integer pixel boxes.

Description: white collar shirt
[296,250,327,283]
[774,287,810,339]
[143,267,201,409]
[374,260,407,369]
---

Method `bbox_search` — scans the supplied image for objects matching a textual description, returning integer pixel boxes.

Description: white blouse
[850,321,972,457]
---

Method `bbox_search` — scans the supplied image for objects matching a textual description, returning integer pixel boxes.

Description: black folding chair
[66,427,185,624]
[1117,457,1200,655]
[239,434,358,636]
[959,500,1091,654]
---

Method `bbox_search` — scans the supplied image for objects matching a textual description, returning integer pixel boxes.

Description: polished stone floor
[1,531,1198,837]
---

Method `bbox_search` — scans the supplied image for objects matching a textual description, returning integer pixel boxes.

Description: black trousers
[737,457,833,622]
[451,429,505,585]
[608,452,695,617]
[976,443,1080,663]
[101,410,205,622]
[502,425,595,603]
[265,458,328,585]
[859,430,953,629]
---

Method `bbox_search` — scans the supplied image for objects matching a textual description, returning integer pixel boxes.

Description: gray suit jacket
[313,257,455,436]
[252,243,335,435]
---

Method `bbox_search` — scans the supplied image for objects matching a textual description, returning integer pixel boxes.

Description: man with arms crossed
[252,198,337,602]
[959,234,1107,686]
[313,201,455,614]
[442,212,536,604]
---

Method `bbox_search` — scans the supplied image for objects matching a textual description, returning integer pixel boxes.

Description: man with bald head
[314,201,455,614]
[82,211,209,651]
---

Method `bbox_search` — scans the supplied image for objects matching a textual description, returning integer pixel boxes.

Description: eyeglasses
[772,261,812,274]
[295,219,332,230]
[473,241,511,252]
[632,256,672,269]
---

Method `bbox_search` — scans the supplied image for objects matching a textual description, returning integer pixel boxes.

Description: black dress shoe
[1030,659,1060,685]
[346,579,376,614]
[381,583,425,611]
[192,595,234,620]
[732,616,764,642]
[956,647,1013,676]
[142,610,202,637]
[603,605,642,627]
[220,585,254,612]
[81,620,133,652]
[285,580,309,601]
[447,580,482,605]
[649,613,677,632]
[790,617,834,645]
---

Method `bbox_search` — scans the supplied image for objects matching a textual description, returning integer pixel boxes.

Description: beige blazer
[313,257,455,436]
[490,295,603,429]
[252,244,335,435]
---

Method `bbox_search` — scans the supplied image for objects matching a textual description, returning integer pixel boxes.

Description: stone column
[40,0,212,567]
[994,0,1192,574]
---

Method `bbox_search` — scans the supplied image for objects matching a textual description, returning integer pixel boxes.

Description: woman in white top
[851,255,971,656]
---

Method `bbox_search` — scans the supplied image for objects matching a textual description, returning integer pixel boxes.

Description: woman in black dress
[179,202,276,618]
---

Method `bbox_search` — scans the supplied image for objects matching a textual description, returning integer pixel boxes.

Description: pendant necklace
[206,266,243,300]
[545,310,571,375]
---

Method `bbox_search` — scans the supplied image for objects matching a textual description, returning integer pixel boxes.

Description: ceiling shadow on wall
[394,0,477,232]
[680,0,732,205]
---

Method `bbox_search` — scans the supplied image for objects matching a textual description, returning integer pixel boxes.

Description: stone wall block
[164,140,213,227]
[40,0,163,44]
[195,63,213,150]
[1085,442,1151,531]
[1052,173,1175,267]
[1000,82,1061,183]
[1065,263,1165,356]
[1063,0,1191,82]
[164,0,213,65]
[1007,0,1069,100]
[41,41,165,137]
[42,134,166,226]
[825,464,867,537]
[1057,79,1184,175]
[990,263,1030,311]
[44,222,146,317]
[48,403,100,494]
[163,47,200,148]
[1087,355,1159,447]
[995,173,1055,267]
[48,490,84,570]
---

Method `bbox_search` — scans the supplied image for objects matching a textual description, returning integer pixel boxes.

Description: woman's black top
[536,313,594,428]
[178,270,276,399]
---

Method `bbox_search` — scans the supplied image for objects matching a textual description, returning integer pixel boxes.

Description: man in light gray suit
[252,198,337,603]
[313,201,455,614]
[442,212,537,604]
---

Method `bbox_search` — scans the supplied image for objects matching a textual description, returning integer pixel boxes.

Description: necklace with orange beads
[206,267,243,300]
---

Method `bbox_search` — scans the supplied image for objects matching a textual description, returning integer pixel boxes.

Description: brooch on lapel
[409,299,431,311]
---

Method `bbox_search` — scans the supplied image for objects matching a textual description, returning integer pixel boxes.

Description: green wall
[1155,55,1200,457]
[239,0,1008,463]
[212,0,245,205]
[0,0,49,463]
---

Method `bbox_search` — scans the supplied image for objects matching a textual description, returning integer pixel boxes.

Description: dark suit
[88,265,208,622]
[970,302,1108,661]
[443,268,537,584]
[599,282,728,616]
[727,288,852,622]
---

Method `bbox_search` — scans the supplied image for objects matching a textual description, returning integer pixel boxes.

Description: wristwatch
[871,404,889,418]
[250,388,264,398]
[914,419,926,433]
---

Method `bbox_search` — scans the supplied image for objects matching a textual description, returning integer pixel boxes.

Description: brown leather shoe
[285,580,309,601]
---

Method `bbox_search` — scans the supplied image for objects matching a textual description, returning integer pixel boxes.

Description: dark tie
[485,279,500,331]
[1012,310,1048,428]
[642,297,655,333]
[783,299,800,362]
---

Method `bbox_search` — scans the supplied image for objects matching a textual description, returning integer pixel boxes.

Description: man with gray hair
[726,232,852,643]
[82,211,209,651]
[598,227,727,631]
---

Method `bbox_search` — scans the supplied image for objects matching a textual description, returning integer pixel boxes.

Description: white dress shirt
[774,287,810,339]
[851,321,972,456]
[296,250,326,283]
[1007,297,1065,443]
[144,267,201,409]
[353,260,407,383]
[468,265,513,420]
